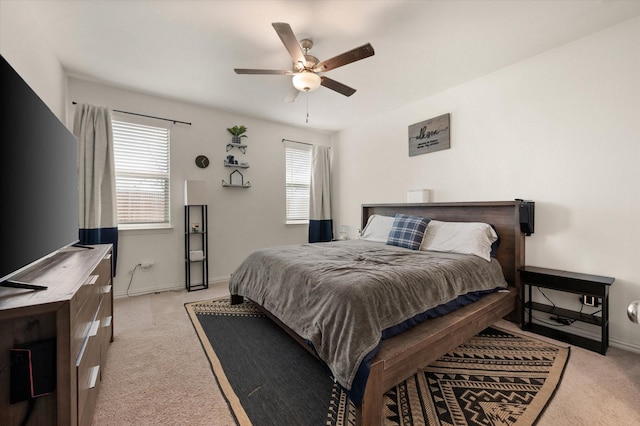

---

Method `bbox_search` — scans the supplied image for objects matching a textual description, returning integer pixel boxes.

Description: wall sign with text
[408,113,450,157]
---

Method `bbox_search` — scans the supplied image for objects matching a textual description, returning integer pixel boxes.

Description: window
[284,141,312,224]
[112,119,171,229]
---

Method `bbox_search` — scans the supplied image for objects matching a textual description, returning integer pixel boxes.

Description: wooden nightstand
[520,266,614,355]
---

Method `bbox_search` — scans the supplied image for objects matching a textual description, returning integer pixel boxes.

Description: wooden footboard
[230,201,527,425]
[231,289,517,425]
[357,288,517,425]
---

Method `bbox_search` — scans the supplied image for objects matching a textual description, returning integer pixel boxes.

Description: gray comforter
[228,240,507,391]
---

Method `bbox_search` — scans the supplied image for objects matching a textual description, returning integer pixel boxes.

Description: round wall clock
[195,155,209,168]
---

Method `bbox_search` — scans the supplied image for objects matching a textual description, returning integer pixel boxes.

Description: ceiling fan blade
[283,87,300,104]
[314,43,375,72]
[234,68,292,75]
[272,22,306,67]
[320,77,356,97]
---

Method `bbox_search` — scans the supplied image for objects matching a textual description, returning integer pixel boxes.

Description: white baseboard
[531,317,640,354]
[114,283,640,354]
[115,283,182,298]
[611,337,640,354]
[209,275,230,286]
[114,275,231,298]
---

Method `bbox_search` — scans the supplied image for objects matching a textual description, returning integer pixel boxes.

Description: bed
[230,201,525,425]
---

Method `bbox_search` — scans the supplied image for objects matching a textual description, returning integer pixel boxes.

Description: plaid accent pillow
[386,214,430,250]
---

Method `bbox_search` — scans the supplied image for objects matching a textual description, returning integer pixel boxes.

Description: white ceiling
[25,0,640,132]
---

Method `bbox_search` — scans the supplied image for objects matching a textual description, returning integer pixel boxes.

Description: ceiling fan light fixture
[292,71,321,92]
[234,23,374,101]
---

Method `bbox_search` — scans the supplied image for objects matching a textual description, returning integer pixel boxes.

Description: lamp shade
[292,72,321,92]
[184,180,207,205]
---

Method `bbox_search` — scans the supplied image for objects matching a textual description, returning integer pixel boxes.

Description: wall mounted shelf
[224,133,250,187]
[224,160,249,168]
[226,143,247,154]
[222,180,251,188]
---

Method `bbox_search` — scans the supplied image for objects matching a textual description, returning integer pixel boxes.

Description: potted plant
[227,125,248,144]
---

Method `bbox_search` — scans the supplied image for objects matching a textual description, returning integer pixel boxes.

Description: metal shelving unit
[184,204,208,291]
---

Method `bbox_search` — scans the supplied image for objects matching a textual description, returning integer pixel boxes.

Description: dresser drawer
[71,273,99,319]
[76,317,102,426]
[99,254,112,287]
[71,280,101,359]
[98,294,113,370]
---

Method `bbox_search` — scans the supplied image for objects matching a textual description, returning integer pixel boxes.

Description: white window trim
[112,117,171,229]
[286,219,311,226]
[284,140,312,225]
[117,223,173,231]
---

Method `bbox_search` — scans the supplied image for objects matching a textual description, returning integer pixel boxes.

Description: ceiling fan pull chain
[306,91,310,124]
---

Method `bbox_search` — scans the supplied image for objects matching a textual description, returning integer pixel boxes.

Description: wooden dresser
[0,244,113,425]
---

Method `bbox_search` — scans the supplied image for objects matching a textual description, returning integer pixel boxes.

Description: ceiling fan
[234,22,375,103]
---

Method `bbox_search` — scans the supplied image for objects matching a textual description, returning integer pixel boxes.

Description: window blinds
[112,120,171,227]
[284,141,312,224]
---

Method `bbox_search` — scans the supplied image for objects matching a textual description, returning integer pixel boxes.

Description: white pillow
[420,220,498,261]
[360,214,395,242]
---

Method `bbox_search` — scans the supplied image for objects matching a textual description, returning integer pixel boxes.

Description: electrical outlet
[140,261,154,269]
[581,295,599,307]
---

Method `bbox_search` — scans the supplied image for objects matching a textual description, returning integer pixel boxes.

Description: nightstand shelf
[520,265,614,355]
[527,301,603,326]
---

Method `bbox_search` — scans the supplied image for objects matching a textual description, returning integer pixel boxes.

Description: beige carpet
[92,283,640,425]
[92,285,235,425]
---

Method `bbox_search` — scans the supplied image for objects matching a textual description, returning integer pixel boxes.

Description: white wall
[334,18,640,352]
[0,1,67,120]
[4,0,638,350]
[1,0,333,297]
[68,78,332,296]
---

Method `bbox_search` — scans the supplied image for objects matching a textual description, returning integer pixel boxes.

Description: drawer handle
[103,284,112,294]
[89,365,100,389]
[103,316,112,327]
[86,275,99,286]
[89,320,100,337]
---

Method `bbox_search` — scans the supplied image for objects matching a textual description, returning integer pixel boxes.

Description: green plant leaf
[227,125,248,136]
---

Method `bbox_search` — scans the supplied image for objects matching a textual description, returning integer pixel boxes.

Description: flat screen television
[0,55,79,289]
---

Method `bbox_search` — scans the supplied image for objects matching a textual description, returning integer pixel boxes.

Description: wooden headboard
[362,201,525,292]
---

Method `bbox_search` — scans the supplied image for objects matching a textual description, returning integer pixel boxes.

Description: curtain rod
[72,102,191,126]
[281,138,330,148]
[282,138,312,146]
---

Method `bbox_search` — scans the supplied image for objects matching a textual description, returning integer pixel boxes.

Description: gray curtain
[308,145,333,242]
[73,103,118,274]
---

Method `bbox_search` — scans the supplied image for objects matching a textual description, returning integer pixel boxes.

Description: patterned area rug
[186,298,569,426]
